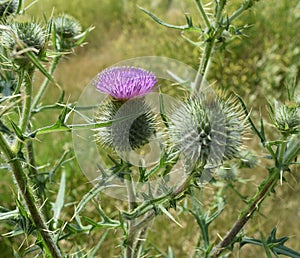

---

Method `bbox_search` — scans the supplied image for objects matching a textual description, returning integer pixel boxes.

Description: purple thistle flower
[94,66,157,100]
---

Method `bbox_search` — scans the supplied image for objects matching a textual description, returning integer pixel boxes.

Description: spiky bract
[168,94,247,172]
[95,97,156,152]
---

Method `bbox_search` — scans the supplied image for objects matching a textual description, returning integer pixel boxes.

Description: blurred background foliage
[0,0,299,257]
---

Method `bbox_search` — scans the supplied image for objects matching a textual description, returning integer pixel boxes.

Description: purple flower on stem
[94,66,157,100]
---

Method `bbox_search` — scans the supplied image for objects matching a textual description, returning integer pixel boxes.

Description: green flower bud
[53,14,82,50]
[0,0,18,19]
[168,94,247,172]
[0,21,45,65]
[95,97,156,152]
[271,99,300,135]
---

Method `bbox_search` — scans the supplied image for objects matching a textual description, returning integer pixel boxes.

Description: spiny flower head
[95,97,156,152]
[0,21,45,64]
[53,14,82,38]
[0,0,18,19]
[94,66,157,100]
[168,94,247,172]
[53,14,82,50]
[271,99,300,135]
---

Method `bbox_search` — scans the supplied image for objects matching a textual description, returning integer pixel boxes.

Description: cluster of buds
[93,65,248,176]
[0,13,84,66]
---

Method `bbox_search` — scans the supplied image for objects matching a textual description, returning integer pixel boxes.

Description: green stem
[215,0,226,25]
[226,0,256,24]
[31,56,60,111]
[0,133,62,258]
[125,173,137,258]
[193,39,215,94]
[13,66,35,153]
[14,68,24,94]
[194,0,212,29]
[26,139,38,176]
[210,169,280,257]
[19,66,35,133]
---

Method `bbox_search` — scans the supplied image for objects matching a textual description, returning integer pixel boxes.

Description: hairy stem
[193,39,215,94]
[0,133,62,258]
[31,56,60,111]
[19,65,35,133]
[194,0,212,29]
[26,139,38,175]
[125,173,137,258]
[210,169,279,257]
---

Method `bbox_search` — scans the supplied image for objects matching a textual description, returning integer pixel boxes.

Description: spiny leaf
[240,227,300,258]
[138,6,202,31]
[9,119,24,140]
[25,51,60,89]
[158,205,182,228]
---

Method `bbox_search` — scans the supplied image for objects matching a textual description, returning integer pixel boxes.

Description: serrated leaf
[240,227,300,258]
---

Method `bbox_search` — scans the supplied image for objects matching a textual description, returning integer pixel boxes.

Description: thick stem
[19,66,35,133]
[11,66,35,154]
[125,174,137,258]
[26,139,38,175]
[135,226,149,257]
[210,169,279,257]
[0,133,62,258]
[31,56,60,111]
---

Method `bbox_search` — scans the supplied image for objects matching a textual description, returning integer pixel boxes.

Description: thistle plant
[0,0,299,258]
[0,1,93,257]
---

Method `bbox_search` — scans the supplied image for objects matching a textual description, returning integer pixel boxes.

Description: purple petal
[94,66,157,100]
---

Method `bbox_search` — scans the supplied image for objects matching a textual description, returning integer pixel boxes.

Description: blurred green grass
[0,0,299,257]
